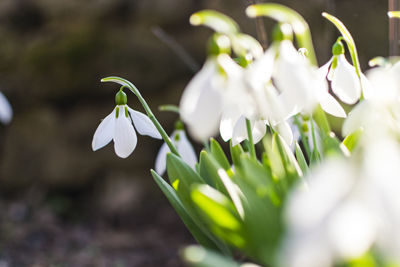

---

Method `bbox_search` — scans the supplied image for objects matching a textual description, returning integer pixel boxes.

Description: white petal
[113,108,137,158]
[231,116,248,146]
[280,40,301,61]
[155,142,170,175]
[365,66,397,101]
[331,55,361,104]
[275,121,294,146]
[246,47,275,88]
[128,107,161,139]
[319,93,347,118]
[251,120,266,144]
[177,130,198,169]
[217,54,243,79]
[342,101,368,136]
[279,89,303,117]
[231,117,265,146]
[360,73,373,100]
[92,108,116,151]
[180,59,218,123]
[274,43,314,113]
[184,87,222,141]
[318,58,333,81]
[219,107,242,142]
[0,92,12,124]
[179,60,223,141]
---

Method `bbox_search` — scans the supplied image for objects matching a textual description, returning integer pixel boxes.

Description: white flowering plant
[92,3,400,267]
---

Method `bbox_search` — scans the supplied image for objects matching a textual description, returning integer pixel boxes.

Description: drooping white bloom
[219,53,298,146]
[282,159,377,267]
[342,63,400,140]
[92,105,161,158]
[273,40,346,118]
[215,54,267,145]
[283,136,400,266]
[179,59,225,141]
[155,129,197,175]
[0,91,12,124]
[319,54,362,104]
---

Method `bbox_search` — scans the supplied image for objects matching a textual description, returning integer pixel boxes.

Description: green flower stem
[322,12,365,100]
[101,76,180,156]
[293,116,311,160]
[246,3,318,65]
[322,13,362,78]
[310,116,318,153]
[190,10,239,35]
[159,104,180,114]
[389,11,400,18]
[245,118,257,159]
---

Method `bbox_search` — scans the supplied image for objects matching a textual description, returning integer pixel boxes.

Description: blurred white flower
[282,159,377,267]
[215,55,265,145]
[92,104,161,158]
[179,59,225,141]
[273,40,346,118]
[0,91,12,124]
[283,135,400,266]
[342,63,400,140]
[155,129,197,175]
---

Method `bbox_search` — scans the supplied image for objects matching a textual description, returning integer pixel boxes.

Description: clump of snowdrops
[92,3,400,267]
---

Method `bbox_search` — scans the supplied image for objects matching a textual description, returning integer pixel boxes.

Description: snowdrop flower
[155,123,197,175]
[179,58,225,141]
[92,90,161,158]
[282,136,400,266]
[276,41,345,117]
[268,25,345,119]
[0,91,12,124]
[282,158,378,267]
[319,40,366,104]
[342,62,400,140]
[215,54,267,145]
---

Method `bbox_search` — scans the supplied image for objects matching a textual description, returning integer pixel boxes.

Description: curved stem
[246,3,318,65]
[102,76,180,156]
[322,13,362,78]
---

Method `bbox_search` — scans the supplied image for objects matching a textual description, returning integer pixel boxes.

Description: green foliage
[183,245,242,267]
[198,150,229,195]
[295,142,308,174]
[342,128,363,153]
[209,138,231,171]
[151,170,221,251]
[166,153,232,255]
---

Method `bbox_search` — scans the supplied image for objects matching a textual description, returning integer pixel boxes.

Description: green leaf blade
[151,170,220,250]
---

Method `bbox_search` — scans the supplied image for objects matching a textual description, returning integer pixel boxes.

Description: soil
[0,185,194,267]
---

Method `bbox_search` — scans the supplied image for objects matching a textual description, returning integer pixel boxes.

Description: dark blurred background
[0,0,389,266]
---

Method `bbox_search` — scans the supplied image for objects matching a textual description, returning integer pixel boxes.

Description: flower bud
[115,89,127,105]
[332,40,345,56]
[272,23,293,42]
[174,120,185,130]
[208,33,231,56]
